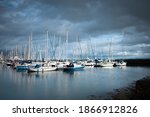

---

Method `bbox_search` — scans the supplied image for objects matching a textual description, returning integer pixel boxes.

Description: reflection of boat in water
[84,66,94,68]
[63,63,84,71]
[118,66,126,69]
[28,63,57,72]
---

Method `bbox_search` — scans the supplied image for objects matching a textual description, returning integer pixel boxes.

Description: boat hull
[63,66,84,71]
[99,63,114,67]
[28,67,57,72]
[116,62,127,66]
[16,66,30,70]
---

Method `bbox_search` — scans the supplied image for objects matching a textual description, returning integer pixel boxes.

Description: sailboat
[0,52,4,63]
[57,61,70,70]
[99,59,114,67]
[115,32,127,66]
[115,54,127,66]
[55,32,69,70]
[115,60,126,66]
[15,33,34,70]
[84,58,95,66]
[28,62,57,72]
[100,39,114,67]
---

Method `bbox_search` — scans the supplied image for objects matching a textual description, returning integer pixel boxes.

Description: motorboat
[63,62,84,71]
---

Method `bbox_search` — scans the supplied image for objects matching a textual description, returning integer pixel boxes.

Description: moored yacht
[63,62,84,71]
[99,59,114,67]
[28,62,57,72]
[115,60,127,66]
[83,59,95,66]
[57,61,70,70]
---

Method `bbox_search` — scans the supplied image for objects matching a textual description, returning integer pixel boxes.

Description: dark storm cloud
[0,0,150,58]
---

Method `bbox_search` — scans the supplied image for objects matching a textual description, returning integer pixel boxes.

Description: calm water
[0,64,150,100]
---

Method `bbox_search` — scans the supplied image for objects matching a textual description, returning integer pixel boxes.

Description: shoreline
[123,59,150,66]
[89,76,150,100]
[111,75,150,100]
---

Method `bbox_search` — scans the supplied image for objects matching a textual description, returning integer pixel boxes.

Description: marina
[0,0,150,101]
[0,62,150,100]
[0,29,150,100]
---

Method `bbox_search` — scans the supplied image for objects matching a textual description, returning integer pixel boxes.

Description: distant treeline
[124,59,150,66]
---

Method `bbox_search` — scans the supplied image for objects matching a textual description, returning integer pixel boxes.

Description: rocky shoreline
[111,76,150,100]
[89,76,150,100]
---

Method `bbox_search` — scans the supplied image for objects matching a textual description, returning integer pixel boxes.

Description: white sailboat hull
[84,62,95,66]
[100,62,114,67]
[57,61,70,70]
[116,62,127,66]
[28,66,57,72]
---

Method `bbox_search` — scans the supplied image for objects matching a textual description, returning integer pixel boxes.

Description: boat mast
[108,38,112,61]
[66,31,68,61]
[122,32,126,60]
[52,34,55,59]
[58,36,61,60]
[76,34,78,60]
[28,35,31,60]
[78,35,83,60]
[45,30,49,61]
[89,37,95,59]
[39,49,42,61]
[27,32,32,60]
[30,32,32,60]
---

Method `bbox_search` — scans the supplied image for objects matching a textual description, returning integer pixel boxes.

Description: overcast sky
[0,0,150,59]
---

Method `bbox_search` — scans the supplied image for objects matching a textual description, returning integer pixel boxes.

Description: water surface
[0,64,150,99]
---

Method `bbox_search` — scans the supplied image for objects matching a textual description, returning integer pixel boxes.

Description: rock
[111,76,150,100]
[135,76,150,99]
[89,76,150,100]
